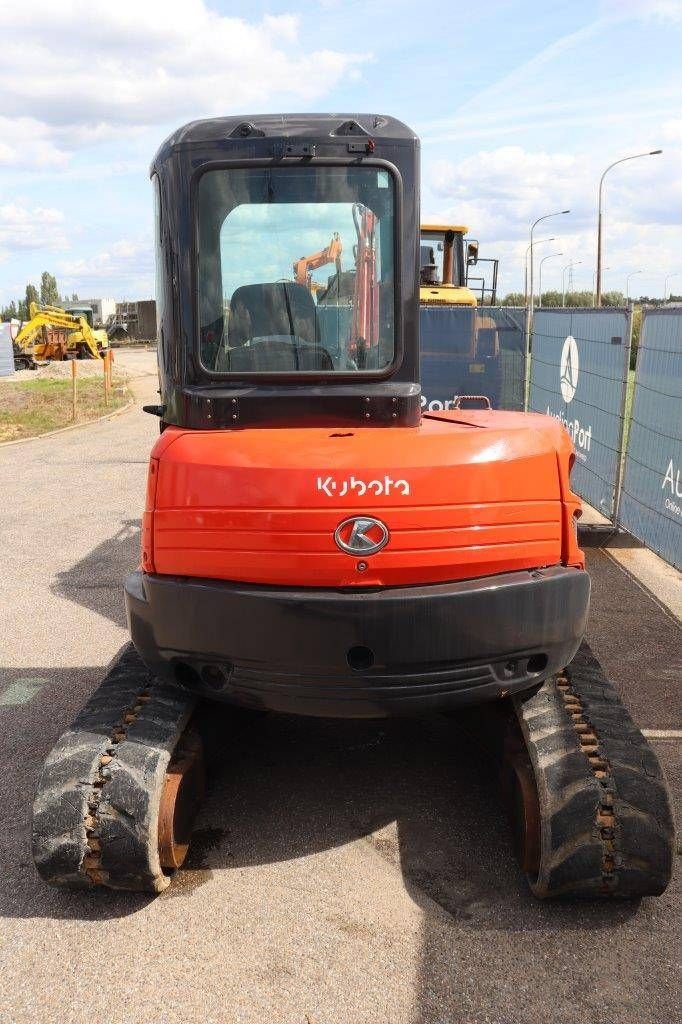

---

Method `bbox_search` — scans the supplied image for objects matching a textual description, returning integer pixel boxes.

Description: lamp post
[529,211,570,315]
[523,211,569,410]
[524,237,555,304]
[593,266,610,306]
[538,252,563,308]
[626,270,644,305]
[596,149,662,306]
[664,273,680,302]
[562,260,582,305]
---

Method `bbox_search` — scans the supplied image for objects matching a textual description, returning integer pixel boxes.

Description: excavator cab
[151,116,419,428]
[419,225,477,307]
[32,114,674,901]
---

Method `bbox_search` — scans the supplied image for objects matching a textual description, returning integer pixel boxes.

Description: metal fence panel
[420,306,527,412]
[619,309,682,569]
[529,308,631,518]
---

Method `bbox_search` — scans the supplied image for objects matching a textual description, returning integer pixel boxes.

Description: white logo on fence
[560,335,579,403]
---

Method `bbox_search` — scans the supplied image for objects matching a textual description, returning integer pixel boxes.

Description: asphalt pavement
[0,349,679,1024]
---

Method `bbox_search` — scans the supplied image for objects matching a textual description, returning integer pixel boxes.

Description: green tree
[25,282,39,314]
[564,290,594,307]
[40,271,60,306]
[71,292,79,302]
[500,292,525,306]
[1,300,18,321]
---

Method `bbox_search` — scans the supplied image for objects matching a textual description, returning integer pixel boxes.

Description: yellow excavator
[13,303,108,370]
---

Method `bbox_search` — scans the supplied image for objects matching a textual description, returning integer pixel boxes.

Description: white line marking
[641,729,682,740]
[0,677,48,706]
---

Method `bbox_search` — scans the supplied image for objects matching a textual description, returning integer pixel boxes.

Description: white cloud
[57,237,154,299]
[600,0,682,21]
[0,204,68,262]
[423,140,681,297]
[0,117,72,169]
[0,2,369,148]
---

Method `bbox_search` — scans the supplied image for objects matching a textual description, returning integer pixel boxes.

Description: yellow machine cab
[419,224,479,306]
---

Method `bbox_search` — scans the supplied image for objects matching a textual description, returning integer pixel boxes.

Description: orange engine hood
[145,410,581,587]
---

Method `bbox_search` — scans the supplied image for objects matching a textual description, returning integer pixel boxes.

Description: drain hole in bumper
[347,646,375,672]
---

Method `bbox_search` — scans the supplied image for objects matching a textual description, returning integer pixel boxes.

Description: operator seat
[216,282,333,371]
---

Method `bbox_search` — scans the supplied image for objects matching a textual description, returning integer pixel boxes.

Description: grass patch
[0,376,131,442]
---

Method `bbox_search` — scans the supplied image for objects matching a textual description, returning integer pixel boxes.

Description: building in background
[64,298,116,326]
[106,300,157,341]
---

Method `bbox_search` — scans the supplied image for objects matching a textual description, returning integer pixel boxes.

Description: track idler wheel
[158,729,205,871]
[501,725,541,878]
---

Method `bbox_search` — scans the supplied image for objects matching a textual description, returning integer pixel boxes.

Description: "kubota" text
[317,475,411,498]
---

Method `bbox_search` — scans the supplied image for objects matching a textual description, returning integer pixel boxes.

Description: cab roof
[422,224,469,234]
[151,113,417,170]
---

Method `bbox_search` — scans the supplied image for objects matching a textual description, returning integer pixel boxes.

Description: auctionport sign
[619,309,682,569]
[529,308,631,517]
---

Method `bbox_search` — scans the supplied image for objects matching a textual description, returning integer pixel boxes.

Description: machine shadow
[170,703,638,933]
[5,535,642,928]
[0,660,155,922]
[2,679,641,928]
[51,518,141,630]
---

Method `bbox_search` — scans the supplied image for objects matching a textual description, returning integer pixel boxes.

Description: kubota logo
[560,335,579,403]
[334,516,390,555]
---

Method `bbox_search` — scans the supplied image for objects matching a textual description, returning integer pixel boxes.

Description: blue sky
[1,0,681,307]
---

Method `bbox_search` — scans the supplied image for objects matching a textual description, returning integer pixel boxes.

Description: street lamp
[538,252,563,308]
[595,149,662,306]
[664,273,680,302]
[524,237,555,304]
[626,269,644,304]
[562,260,583,305]
[593,266,611,306]
[529,210,570,315]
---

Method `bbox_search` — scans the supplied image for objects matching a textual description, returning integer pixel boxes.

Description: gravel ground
[2,358,126,384]
[0,350,679,1024]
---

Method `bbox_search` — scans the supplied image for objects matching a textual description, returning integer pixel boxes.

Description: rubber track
[32,644,196,893]
[513,640,675,898]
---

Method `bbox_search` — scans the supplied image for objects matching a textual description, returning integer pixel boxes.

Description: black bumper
[125,566,590,718]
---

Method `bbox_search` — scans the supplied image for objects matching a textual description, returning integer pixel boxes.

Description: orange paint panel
[153,538,560,587]
[154,521,560,554]
[153,500,558,532]
[148,412,579,587]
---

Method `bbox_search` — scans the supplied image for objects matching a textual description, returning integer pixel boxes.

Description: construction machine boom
[293,233,343,292]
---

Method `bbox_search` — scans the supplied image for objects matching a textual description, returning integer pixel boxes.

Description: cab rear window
[196,165,396,374]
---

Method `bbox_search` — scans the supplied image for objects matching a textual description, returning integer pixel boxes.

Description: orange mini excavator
[293,232,342,292]
[33,114,674,899]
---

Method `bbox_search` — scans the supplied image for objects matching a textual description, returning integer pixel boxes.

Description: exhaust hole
[527,654,548,675]
[201,665,225,690]
[347,646,374,672]
[174,662,201,688]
